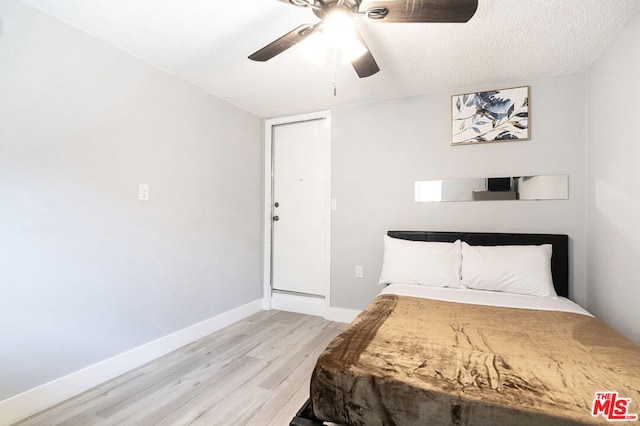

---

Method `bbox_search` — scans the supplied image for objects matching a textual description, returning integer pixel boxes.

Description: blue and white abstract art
[451,86,529,145]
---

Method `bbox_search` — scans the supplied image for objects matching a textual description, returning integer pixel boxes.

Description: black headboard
[387,231,569,298]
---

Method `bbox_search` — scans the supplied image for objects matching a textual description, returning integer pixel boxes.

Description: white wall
[331,74,587,310]
[0,1,262,401]
[586,13,640,344]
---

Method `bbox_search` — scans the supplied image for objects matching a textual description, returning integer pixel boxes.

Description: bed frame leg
[289,398,325,426]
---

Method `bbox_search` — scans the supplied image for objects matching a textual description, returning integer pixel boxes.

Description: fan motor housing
[312,0,360,19]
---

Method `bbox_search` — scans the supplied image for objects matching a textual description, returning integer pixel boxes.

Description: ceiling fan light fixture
[322,9,355,48]
[300,32,327,64]
[320,9,367,62]
[301,30,366,65]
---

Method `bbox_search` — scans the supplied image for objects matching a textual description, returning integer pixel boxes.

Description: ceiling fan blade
[362,0,478,23]
[351,31,380,78]
[249,24,318,62]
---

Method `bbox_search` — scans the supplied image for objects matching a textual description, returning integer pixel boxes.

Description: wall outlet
[355,265,363,278]
[139,184,149,201]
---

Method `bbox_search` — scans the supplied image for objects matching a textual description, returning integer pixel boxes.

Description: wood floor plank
[256,326,344,425]
[257,321,339,390]
[95,320,285,421]
[14,310,347,426]
[103,356,270,426]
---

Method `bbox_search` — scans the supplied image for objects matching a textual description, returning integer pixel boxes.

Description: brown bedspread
[311,294,640,425]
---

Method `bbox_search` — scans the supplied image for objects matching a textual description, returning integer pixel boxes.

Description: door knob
[273,215,280,221]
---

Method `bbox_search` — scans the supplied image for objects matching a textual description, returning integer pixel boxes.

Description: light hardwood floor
[15,310,347,426]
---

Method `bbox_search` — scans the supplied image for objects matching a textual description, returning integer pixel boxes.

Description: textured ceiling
[20,0,640,118]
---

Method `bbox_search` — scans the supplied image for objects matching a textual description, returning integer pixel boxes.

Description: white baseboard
[268,292,360,324]
[0,299,263,426]
[271,292,325,317]
[325,307,361,324]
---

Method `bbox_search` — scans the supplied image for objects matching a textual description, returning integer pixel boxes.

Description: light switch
[139,184,149,201]
[331,199,337,211]
[355,265,363,278]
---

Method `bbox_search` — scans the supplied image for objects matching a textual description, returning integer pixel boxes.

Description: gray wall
[587,13,640,344]
[0,2,262,400]
[331,74,587,311]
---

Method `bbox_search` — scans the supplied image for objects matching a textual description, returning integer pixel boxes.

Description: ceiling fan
[249,0,479,78]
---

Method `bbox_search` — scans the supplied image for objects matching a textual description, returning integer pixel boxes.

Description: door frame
[263,111,332,315]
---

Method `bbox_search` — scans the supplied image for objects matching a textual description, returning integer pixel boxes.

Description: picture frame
[451,86,529,145]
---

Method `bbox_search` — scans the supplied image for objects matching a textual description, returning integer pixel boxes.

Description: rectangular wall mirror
[415,175,569,202]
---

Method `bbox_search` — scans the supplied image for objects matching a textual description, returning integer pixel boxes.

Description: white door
[271,117,330,296]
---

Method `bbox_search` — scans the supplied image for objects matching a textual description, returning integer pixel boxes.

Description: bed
[290,231,640,425]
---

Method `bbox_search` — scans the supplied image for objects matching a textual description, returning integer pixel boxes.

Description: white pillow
[461,242,557,297]
[378,236,462,288]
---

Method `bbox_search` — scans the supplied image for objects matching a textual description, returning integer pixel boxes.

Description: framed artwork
[451,86,529,145]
